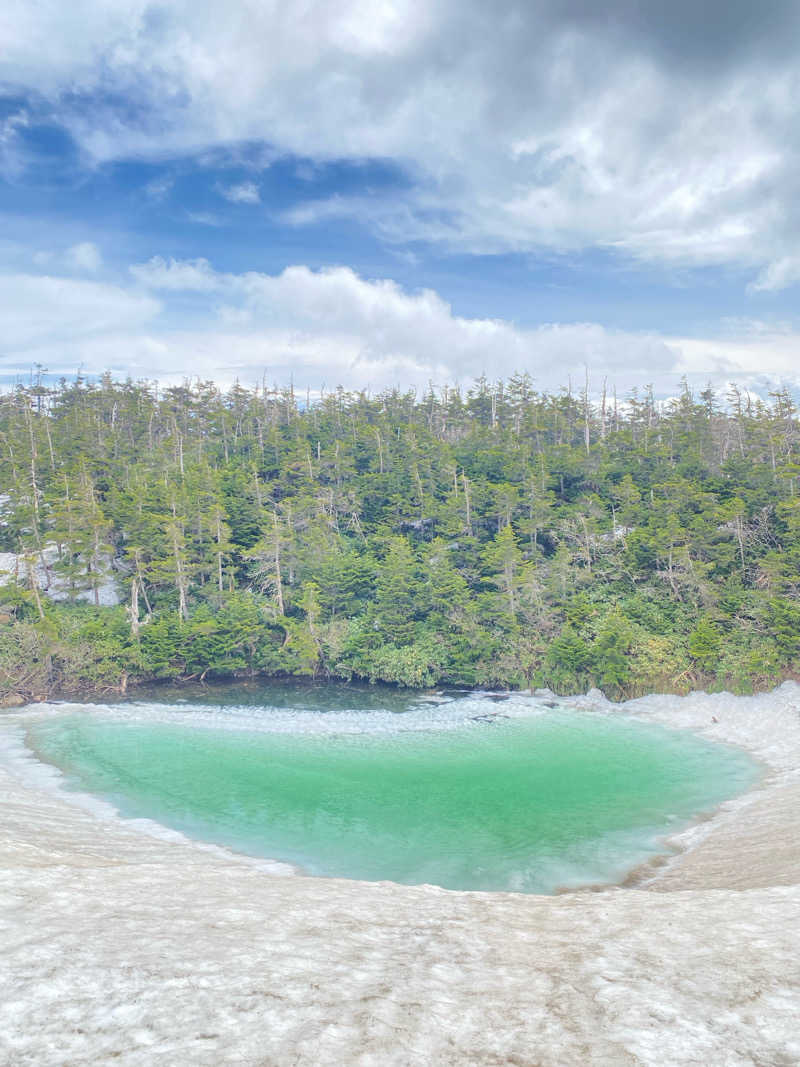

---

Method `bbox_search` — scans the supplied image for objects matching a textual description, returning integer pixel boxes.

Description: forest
[0,371,798,701]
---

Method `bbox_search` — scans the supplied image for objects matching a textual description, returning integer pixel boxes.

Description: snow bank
[1,686,799,1065]
[0,543,120,606]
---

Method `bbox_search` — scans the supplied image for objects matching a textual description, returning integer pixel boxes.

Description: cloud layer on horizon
[1,256,798,399]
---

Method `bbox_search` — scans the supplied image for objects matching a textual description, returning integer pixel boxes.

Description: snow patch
[0,542,120,605]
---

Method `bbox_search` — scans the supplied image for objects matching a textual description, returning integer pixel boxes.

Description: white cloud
[3,257,684,390]
[130,256,221,291]
[5,257,800,396]
[0,109,30,178]
[31,242,103,274]
[0,273,159,351]
[66,242,102,272]
[4,2,800,278]
[670,326,800,384]
[220,181,260,204]
[749,256,800,293]
[184,210,223,227]
[144,175,174,200]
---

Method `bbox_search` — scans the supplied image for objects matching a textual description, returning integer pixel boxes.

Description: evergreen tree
[1,371,799,699]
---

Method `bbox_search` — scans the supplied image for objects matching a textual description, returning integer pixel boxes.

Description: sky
[2,0,800,397]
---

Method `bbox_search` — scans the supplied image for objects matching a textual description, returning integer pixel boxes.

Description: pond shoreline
[5,662,800,710]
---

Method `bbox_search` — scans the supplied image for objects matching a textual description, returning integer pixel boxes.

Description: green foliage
[1,373,799,700]
[370,537,423,646]
[591,614,634,695]
[688,616,722,673]
[544,626,592,691]
[364,640,444,687]
[766,598,800,660]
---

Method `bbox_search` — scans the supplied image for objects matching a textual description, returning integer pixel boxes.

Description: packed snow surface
[2,684,800,1065]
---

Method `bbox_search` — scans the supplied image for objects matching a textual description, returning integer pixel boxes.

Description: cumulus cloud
[5,257,800,395]
[21,254,733,394]
[0,273,159,351]
[670,324,800,385]
[3,1,800,279]
[130,256,220,291]
[219,181,260,204]
[128,257,680,383]
[0,255,679,387]
[65,242,102,272]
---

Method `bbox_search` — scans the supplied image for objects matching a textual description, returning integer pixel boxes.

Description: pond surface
[27,683,759,893]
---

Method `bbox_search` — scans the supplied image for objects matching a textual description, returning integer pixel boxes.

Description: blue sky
[2,1,800,396]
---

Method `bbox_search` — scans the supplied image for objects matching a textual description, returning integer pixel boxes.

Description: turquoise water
[27,685,758,893]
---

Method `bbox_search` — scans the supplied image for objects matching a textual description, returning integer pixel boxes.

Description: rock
[0,693,25,708]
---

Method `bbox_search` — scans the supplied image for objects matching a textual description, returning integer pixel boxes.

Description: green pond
[27,684,758,894]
